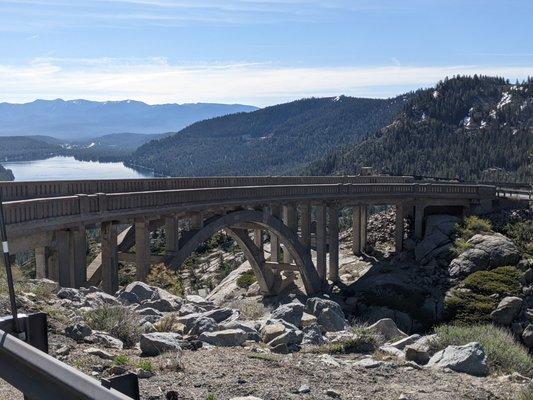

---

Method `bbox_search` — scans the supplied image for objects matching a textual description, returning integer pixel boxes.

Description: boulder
[300,312,318,328]
[65,323,92,341]
[449,233,521,279]
[178,303,206,316]
[57,287,82,302]
[85,291,120,306]
[414,215,460,264]
[267,328,302,348]
[201,307,235,323]
[306,297,348,332]
[365,318,407,341]
[522,323,533,348]
[185,294,214,309]
[91,331,124,349]
[271,302,304,327]
[199,329,247,347]
[302,324,325,345]
[427,342,488,376]
[117,291,139,305]
[491,296,523,325]
[405,343,430,365]
[185,316,218,336]
[84,347,114,360]
[136,307,163,317]
[123,282,158,302]
[260,323,286,343]
[354,358,384,368]
[140,332,183,356]
[388,334,421,350]
[141,299,179,312]
[220,321,261,342]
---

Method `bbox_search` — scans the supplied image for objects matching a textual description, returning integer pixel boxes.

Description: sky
[0,0,532,107]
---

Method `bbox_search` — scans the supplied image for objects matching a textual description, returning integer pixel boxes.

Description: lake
[3,156,154,181]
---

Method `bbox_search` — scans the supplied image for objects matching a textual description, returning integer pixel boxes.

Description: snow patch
[497,92,512,109]
[87,142,95,148]
[432,90,439,99]
[333,96,342,102]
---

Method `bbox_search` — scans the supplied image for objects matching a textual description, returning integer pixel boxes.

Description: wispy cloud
[0,58,531,106]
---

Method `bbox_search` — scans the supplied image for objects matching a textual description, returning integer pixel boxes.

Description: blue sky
[0,0,532,106]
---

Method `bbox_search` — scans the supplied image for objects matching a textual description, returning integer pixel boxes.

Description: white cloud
[0,58,531,106]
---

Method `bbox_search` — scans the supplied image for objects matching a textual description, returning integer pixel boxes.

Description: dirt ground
[1,332,527,400]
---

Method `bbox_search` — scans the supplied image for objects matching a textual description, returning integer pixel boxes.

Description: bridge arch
[166,209,323,295]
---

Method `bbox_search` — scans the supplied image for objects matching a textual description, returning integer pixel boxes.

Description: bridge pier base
[34,247,48,279]
[101,221,118,294]
[328,204,339,282]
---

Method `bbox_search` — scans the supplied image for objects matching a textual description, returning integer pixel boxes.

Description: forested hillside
[129,95,408,176]
[308,76,532,182]
[0,136,62,162]
[0,165,14,181]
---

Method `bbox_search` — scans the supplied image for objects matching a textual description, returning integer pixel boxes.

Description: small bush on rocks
[113,354,130,366]
[452,238,473,255]
[432,324,533,376]
[137,359,154,372]
[455,216,493,240]
[146,264,184,296]
[503,221,533,258]
[445,266,522,324]
[463,266,521,296]
[317,330,378,355]
[84,304,141,348]
[236,270,257,288]
[153,314,180,333]
[228,299,269,320]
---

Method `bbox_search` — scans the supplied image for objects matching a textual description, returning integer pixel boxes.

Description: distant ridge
[0,99,258,140]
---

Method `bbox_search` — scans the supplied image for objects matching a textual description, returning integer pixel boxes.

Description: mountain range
[0,99,258,140]
[307,76,532,182]
[128,95,409,176]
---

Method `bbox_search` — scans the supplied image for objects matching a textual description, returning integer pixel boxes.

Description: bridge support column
[414,201,425,240]
[135,218,151,282]
[165,215,179,254]
[56,230,72,287]
[300,204,311,249]
[283,205,297,263]
[352,205,367,255]
[71,226,87,288]
[315,204,327,282]
[190,213,203,230]
[101,221,118,294]
[328,204,339,282]
[253,229,263,250]
[395,203,404,252]
[269,205,281,262]
[34,247,48,279]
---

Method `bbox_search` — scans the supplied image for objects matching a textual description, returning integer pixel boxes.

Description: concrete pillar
[190,213,203,230]
[135,218,151,282]
[35,247,48,279]
[56,230,71,287]
[395,203,404,252]
[164,215,179,254]
[270,205,281,262]
[101,221,118,294]
[328,204,339,282]
[315,204,327,282]
[283,205,297,263]
[253,229,263,250]
[414,201,425,240]
[300,204,311,248]
[71,226,87,288]
[360,205,368,252]
[47,249,59,282]
[352,206,361,255]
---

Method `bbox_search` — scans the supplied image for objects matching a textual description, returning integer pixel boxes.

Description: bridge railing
[0,175,415,201]
[2,183,495,227]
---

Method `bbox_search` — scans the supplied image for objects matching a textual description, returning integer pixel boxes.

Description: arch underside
[165,210,322,295]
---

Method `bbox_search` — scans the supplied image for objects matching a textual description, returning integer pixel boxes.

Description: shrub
[432,324,533,376]
[236,270,257,288]
[445,266,522,324]
[84,305,141,348]
[146,264,184,296]
[228,299,270,320]
[503,221,533,258]
[137,359,154,372]
[153,314,181,333]
[455,216,493,241]
[452,238,473,255]
[463,266,522,296]
[113,354,130,366]
[515,383,533,400]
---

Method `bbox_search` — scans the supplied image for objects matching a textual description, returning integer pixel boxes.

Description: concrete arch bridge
[0,176,497,295]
